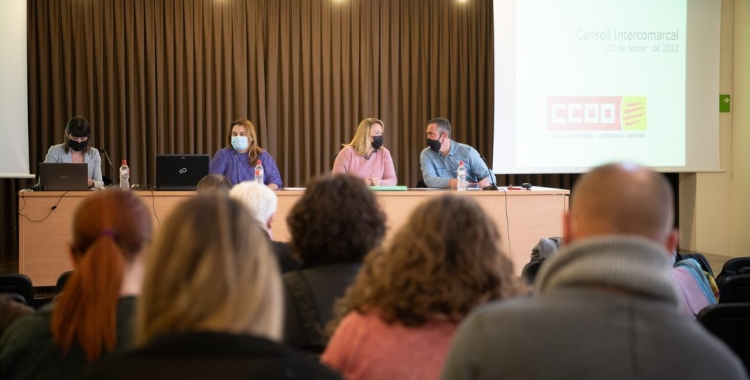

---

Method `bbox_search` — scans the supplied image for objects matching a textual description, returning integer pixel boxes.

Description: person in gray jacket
[442,162,747,380]
[45,116,104,188]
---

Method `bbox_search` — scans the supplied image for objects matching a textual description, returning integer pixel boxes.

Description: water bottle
[254,160,264,184]
[457,161,467,191]
[119,160,130,190]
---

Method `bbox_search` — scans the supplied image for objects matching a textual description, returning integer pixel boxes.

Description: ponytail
[51,234,125,362]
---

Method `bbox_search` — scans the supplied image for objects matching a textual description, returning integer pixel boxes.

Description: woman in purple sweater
[210,119,282,189]
[332,118,397,186]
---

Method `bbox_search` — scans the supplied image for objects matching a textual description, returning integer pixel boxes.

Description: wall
[680,0,749,257]
[729,0,750,255]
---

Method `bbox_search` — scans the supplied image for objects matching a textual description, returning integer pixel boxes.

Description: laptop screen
[156,154,210,190]
[38,163,89,191]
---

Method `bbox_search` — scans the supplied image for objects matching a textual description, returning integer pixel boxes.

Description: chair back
[717,257,750,289]
[720,274,750,303]
[675,252,714,277]
[0,274,34,306]
[698,303,750,372]
[521,261,542,285]
[56,270,74,294]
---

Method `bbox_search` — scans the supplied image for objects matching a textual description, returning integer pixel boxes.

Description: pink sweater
[332,146,397,185]
[321,311,457,380]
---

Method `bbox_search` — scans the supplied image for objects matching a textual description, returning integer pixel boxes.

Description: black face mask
[371,135,383,150]
[68,139,88,152]
[426,134,442,152]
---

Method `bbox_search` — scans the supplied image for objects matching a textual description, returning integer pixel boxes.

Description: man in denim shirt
[420,118,493,189]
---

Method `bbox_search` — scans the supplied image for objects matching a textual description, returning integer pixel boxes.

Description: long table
[18,188,569,286]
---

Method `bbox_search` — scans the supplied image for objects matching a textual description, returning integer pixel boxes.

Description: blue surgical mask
[231,136,249,151]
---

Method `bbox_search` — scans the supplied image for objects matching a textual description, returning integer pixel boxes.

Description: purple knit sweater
[210,148,283,187]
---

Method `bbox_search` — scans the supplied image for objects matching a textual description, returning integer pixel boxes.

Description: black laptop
[38,163,89,191]
[156,154,210,190]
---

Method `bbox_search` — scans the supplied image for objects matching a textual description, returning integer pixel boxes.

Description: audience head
[196,174,232,196]
[52,190,152,361]
[135,195,282,346]
[347,118,385,156]
[566,162,677,251]
[229,181,278,233]
[63,116,91,154]
[287,174,386,267]
[331,194,516,329]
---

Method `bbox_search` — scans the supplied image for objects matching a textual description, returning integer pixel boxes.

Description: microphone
[98,148,115,186]
[480,156,498,190]
[234,151,240,184]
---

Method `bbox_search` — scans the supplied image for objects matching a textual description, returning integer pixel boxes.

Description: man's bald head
[566,163,675,245]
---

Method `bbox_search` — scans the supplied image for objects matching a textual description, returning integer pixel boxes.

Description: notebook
[38,163,89,191]
[156,154,210,190]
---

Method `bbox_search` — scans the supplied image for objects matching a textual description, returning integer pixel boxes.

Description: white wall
[679,0,749,257]
[729,0,750,256]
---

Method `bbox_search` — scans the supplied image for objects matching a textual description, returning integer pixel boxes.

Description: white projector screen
[492,0,721,174]
[0,0,31,178]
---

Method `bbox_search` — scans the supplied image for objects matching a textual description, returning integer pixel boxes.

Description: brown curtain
[1,0,577,267]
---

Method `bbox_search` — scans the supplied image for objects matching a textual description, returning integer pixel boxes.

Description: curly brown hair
[328,194,517,331]
[287,174,386,267]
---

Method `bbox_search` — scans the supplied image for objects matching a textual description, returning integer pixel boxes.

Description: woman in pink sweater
[321,195,518,380]
[332,118,397,186]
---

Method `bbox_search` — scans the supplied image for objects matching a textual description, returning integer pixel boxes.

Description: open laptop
[156,154,210,190]
[38,163,89,191]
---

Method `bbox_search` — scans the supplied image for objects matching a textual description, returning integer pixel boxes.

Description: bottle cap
[121,160,127,165]
[257,160,262,164]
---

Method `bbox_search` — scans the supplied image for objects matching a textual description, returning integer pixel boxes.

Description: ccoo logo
[547,96,647,131]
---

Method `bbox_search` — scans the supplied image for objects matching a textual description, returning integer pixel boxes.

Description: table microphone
[98,148,115,186]
[480,155,498,190]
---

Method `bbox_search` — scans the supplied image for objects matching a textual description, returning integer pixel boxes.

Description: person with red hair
[0,190,152,380]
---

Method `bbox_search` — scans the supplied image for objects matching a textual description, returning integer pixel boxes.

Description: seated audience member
[0,295,34,337]
[332,118,397,186]
[81,196,341,380]
[284,174,386,354]
[44,116,104,188]
[209,118,282,188]
[229,181,299,273]
[322,195,517,380]
[0,190,152,380]
[671,251,718,316]
[526,239,718,315]
[441,163,747,380]
[196,173,232,196]
[420,117,493,189]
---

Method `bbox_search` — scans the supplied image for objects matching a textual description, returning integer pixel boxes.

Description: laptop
[38,163,89,191]
[156,154,210,190]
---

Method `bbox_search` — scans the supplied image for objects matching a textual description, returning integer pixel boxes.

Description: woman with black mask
[332,118,397,186]
[44,116,104,188]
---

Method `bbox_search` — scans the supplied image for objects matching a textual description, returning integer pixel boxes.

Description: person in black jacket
[283,174,387,355]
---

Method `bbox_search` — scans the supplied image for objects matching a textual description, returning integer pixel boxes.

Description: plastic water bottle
[254,160,264,184]
[457,161,467,191]
[119,160,130,190]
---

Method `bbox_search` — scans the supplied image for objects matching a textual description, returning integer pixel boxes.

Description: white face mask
[231,136,249,151]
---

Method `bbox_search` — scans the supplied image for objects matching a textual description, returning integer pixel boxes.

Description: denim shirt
[419,141,491,189]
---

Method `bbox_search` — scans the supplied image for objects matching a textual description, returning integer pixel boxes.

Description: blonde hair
[329,195,517,331]
[344,118,384,156]
[226,119,264,165]
[135,195,282,346]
